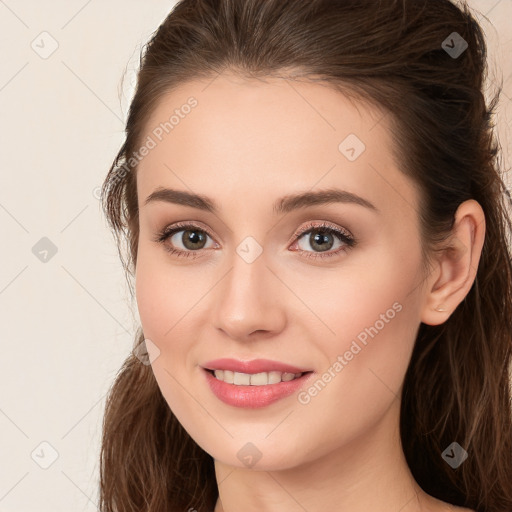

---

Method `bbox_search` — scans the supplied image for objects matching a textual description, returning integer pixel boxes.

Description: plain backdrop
[0,1,511,510]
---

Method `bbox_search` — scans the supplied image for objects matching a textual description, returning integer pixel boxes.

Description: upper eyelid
[163,220,215,238]
[293,222,352,239]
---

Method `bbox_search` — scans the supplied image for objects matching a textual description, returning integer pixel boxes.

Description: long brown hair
[98,1,512,510]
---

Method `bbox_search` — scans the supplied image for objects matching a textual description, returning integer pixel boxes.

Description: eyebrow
[143,187,379,215]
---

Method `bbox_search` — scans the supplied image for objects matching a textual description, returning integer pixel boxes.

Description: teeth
[213,370,303,385]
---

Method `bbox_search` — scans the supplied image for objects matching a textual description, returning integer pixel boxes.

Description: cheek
[304,243,422,381]
[134,253,196,413]
[135,246,176,340]
[290,258,421,450]
[134,246,208,368]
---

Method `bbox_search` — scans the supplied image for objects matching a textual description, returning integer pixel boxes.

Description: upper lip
[202,358,312,375]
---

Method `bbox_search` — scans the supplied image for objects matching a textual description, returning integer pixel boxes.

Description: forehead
[136,73,420,220]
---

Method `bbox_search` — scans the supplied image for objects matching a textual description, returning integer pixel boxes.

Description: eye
[152,221,217,259]
[290,221,356,260]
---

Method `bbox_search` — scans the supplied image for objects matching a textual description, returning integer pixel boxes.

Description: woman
[99,0,512,511]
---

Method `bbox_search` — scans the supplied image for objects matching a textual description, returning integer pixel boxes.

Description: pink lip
[201,358,311,374]
[202,368,315,409]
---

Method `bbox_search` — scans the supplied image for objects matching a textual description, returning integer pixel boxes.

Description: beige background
[0,1,510,510]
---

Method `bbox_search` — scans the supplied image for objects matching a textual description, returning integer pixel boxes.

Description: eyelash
[152,220,356,261]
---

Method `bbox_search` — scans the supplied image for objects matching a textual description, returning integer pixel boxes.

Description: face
[134,72,428,470]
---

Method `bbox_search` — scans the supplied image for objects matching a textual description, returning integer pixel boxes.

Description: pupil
[184,230,206,249]
[311,231,333,252]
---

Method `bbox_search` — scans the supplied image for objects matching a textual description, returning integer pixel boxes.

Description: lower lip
[202,368,314,409]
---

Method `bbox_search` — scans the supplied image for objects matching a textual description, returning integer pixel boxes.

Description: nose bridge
[212,244,285,339]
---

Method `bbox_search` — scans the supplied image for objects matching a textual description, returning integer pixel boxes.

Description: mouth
[202,366,316,408]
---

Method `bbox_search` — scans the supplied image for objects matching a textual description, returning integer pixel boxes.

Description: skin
[134,72,484,512]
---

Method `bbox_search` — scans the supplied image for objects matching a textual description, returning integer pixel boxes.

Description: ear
[420,199,486,326]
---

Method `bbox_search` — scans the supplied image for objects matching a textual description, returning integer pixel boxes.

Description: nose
[211,252,287,342]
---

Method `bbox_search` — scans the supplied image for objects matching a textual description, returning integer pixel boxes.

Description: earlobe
[420,199,486,326]
[421,301,450,327]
